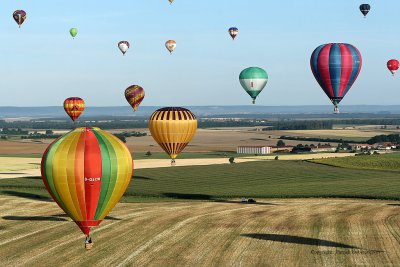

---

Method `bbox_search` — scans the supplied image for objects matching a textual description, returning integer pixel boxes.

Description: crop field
[0,127,377,156]
[2,159,400,201]
[1,195,399,266]
[310,153,400,171]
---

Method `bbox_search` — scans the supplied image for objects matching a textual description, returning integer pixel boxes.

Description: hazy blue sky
[0,0,398,107]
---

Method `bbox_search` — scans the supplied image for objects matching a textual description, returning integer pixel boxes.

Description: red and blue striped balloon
[310,43,362,113]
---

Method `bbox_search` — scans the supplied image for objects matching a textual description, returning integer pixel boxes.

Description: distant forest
[1,117,400,130]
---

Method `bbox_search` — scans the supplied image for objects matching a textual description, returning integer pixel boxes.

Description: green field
[2,159,400,201]
[311,152,400,171]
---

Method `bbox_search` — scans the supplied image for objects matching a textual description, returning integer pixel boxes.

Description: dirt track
[0,196,399,266]
[0,153,355,179]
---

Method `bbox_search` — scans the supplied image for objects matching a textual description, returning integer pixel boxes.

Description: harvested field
[0,196,399,266]
[0,152,355,179]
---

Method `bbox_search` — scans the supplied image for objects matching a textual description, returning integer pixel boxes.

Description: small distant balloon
[118,41,130,55]
[70,28,78,38]
[125,85,145,111]
[239,67,268,104]
[387,59,399,76]
[359,4,370,18]
[165,40,176,54]
[13,10,26,28]
[64,97,85,122]
[169,0,174,4]
[228,27,239,40]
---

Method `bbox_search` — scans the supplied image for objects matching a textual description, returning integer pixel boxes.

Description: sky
[0,0,399,107]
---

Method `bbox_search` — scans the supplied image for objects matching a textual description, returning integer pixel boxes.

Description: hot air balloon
[239,67,268,104]
[125,85,145,111]
[13,10,26,28]
[118,41,130,55]
[70,28,78,39]
[165,40,176,54]
[149,107,197,165]
[310,43,362,113]
[359,4,370,18]
[41,127,133,249]
[64,97,85,122]
[387,59,399,76]
[228,27,239,40]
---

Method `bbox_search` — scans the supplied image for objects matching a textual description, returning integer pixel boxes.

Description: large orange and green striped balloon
[41,127,133,236]
[64,97,85,122]
[148,107,197,165]
[125,85,145,111]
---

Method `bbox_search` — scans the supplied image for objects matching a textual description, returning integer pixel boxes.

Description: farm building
[311,145,336,153]
[237,146,271,154]
[270,146,294,153]
[350,144,373,151]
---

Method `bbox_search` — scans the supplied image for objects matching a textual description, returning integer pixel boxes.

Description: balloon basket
[85,243,93,250]
[333,107,339,114]
[171,159,176,166]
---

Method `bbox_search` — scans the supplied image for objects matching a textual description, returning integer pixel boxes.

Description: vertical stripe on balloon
[338,44,353,96]
[328,43,342,97]
[343,45,362,96]
[317,44,334,97]
[84,130,102,222]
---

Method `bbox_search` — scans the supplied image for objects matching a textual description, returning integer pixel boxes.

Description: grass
[2,160,400,201]
[310,153,400,171]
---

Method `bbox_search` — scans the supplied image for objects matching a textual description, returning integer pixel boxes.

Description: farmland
[310,153,400,171]
[2,159,400,201]
[1,196,399,266]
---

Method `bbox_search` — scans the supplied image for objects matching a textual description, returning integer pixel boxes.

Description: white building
[237,146,271,155]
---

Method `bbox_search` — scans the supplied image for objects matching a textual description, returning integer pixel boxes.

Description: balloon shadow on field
[162,192,213,200]
[133,176,154,180]
[1,190,52,202]
[23,176,43,180]
[387,204,400,207]
[2,215,68,221]
[241,233,359,249]
[213,200,278,206]
[162,193,277,205]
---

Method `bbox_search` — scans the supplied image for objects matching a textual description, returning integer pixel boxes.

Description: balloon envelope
[165,40,176,54]
[387,59,399,75]
[228,27,239,40]
[239,67,268,104]
[310,43,362,113]
[13,10,26,28]
[64,97,85,122]
[125,85,145,111]
[70,28,78,38]
[359,4,370,17]
[118,41,130,55]
[149,107,197,164]
[41,127,133,236]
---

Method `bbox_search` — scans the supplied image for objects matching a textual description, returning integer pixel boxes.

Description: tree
[229,157,235,164]
[274,156,279,160]
[145,151,152,157]
[276,140,286,147]
[45,129,54,135]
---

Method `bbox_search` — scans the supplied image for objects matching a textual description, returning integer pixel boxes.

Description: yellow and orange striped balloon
[148,107,197,165]
[64,97,85,121]
[41,127,133,236]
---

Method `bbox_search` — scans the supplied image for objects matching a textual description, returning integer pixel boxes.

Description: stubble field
[0,196,399,266]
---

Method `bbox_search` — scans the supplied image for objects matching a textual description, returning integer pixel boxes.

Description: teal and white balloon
[239,67,268,104]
